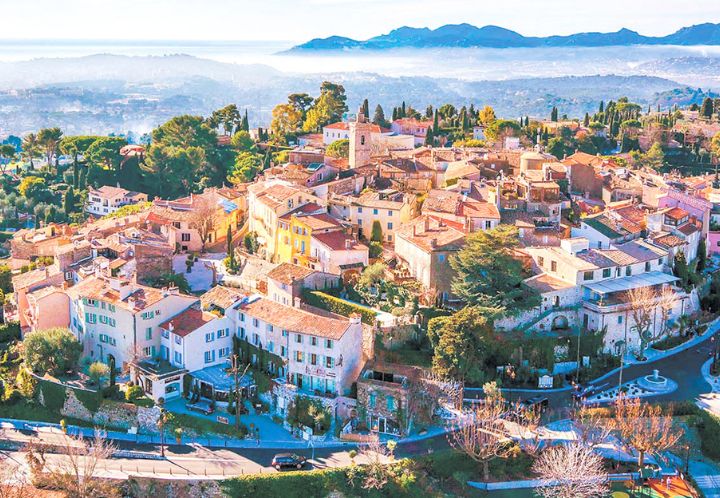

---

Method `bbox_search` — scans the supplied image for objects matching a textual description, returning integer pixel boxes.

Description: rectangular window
[181,233,191,242]
[108,304,116,312]
[310,336,317,346]
[175,335,182,345]
[325,339,333,349]
[143,346,156,357]
[602,268,611,278]
[205,332,215,343]
[311,353,317,365]
[387,395,395,411]
[108,318,116,327]
[174,351,182,364]
[369,393,376,408]
[583,271,594,281]
[238,327,246,339]
[387,222,393,230]
[618,315,623,324]
[438,254,446,263]
[373,209,378,215]
[267,324,274,333]
[204,350,215,364]
[252,333,259,345]
[645,261,651,272]
[252,318,259,327]
[388,210,393,216]
[357,207,363,214]
[99,315,108,324]
[218,347,230,358]
[282,329,289,337]
[626,266,632,276]
[295,351,304,363]
[85,313,97,324]
[161,329,169,339]
[485,220,492,229]
[240,313,245,322]
[296,334,303,344]
[325,356,334,368]
[146,327,152,340]
[281,345,287,357]
[538,256,544,267]
[550,261,557,272]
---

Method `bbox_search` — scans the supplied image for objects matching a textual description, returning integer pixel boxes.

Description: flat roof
[583,271,678,295]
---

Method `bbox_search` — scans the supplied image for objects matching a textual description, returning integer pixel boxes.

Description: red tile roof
[160,306,216,338]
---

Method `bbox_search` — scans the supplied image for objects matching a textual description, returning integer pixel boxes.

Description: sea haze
[0,40,719,136]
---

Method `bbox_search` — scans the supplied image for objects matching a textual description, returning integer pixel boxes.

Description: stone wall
[61,389,161,432]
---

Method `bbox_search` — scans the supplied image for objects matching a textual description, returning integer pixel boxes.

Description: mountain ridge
[288,22,720,51]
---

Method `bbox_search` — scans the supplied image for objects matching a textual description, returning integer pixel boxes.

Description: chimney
[430,238,437,248]
[293,297,301,308]
[168,322,174,332]
[349,313,362,326]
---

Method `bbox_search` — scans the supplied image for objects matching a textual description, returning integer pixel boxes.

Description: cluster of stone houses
[8,109,720,437]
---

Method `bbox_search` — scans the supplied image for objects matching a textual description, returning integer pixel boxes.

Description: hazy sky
[2,0,719,41]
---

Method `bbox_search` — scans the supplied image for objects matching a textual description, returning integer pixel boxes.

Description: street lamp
[158,398,166,458]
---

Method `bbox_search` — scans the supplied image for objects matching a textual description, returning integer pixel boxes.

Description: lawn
[167,412,248,438]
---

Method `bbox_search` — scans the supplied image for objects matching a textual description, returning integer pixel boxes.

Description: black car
[572,383,608,402]
[521,396,549,411]
[272,453,308,471]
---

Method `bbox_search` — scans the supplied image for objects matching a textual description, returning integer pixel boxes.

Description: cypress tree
[701,97,714,119]
[425,126,434,146]
[362,99,370,119]
[392,107,398,121]
[227,225,235,270]
[241,110,249,132]
[598,101,604,113]
[401,101,406,118]
[63,187,75,216]
[583,113,590,127]
[433,109,440,134]
[373,104,387,127]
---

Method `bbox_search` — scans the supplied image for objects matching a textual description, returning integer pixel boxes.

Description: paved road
[464,329,718,419]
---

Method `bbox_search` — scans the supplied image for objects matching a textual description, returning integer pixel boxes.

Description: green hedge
[38,379,67,411]
[698,410,720,460]
[73,387,101,413]
[302,290,376,325]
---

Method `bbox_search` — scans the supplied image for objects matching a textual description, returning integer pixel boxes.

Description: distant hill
[288,22,720,51]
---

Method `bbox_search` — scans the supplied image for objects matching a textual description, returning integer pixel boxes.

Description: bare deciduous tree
[348,435,390,491]
[188,195,220,253]
[614,396,683,468]
[447,381,516,481]
[25,429,119,498]
[405,371,462,432]
[625,284,679,357]
[573,405,614,448]
[0,453,39,498]
[532,443,609,498]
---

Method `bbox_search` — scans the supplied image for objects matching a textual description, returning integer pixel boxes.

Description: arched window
[360,135,365,145]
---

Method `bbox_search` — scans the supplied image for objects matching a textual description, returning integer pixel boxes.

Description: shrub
[125,385,144,402]
[302,290,376,325]
[15,367,37,398]
[74,388,101,413]
[0,322,20,343]
[369,241,383,259]
[22,327,82,375]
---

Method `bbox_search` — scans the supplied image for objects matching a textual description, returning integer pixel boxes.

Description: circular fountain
[637,369,669,392]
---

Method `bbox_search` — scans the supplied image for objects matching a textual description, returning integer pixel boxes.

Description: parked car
[572,383,608,402]
[521,396,549,412]
[272,453,308,471]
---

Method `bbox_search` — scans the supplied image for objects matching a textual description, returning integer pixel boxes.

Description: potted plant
[174,427,183,444]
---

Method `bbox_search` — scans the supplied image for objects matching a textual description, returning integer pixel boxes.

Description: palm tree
[21,133,39,170]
